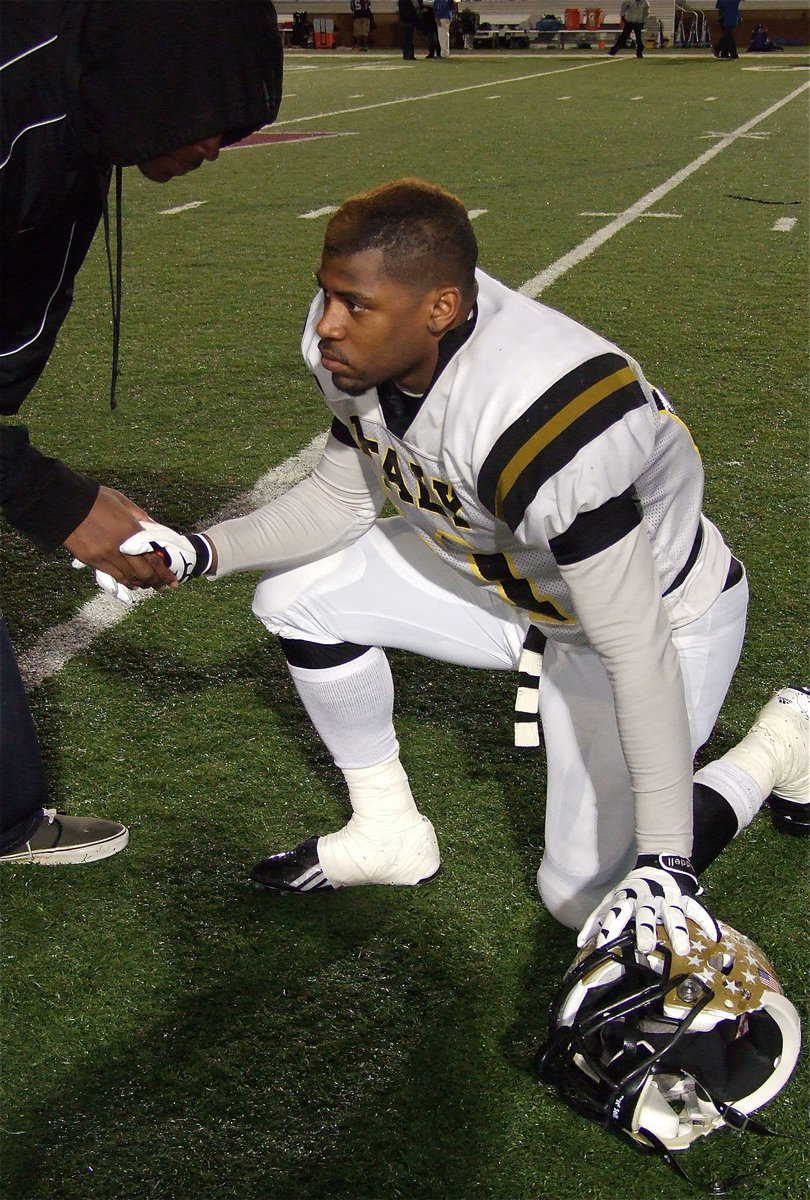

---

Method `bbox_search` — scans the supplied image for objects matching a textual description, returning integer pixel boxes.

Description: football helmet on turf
[536,919,800,1172]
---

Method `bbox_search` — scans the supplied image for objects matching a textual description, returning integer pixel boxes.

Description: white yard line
[19,78,809,686]
[520,79,809,298]
[159,200,207,215]
[271,58,616,126]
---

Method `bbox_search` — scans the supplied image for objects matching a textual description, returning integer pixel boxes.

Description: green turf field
[1,49,808,1200]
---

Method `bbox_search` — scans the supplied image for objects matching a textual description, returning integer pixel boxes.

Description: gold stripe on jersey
[478,353,648,532]
[434,530,574,624]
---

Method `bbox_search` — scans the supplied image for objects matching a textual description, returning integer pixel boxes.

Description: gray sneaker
[0,809,129,865]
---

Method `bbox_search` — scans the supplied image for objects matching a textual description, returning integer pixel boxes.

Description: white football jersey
[302,269,729,645]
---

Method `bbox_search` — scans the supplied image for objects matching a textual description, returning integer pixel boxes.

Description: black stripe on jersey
[472,553,569,621]
[477,353,648,533]
[330,415,356,447]
[663,521,702,595]
[549,488,642,566]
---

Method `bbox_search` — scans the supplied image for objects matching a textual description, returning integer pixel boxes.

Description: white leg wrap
[316,757,441,887]
[711,722,783,799]
[693,760,764,831]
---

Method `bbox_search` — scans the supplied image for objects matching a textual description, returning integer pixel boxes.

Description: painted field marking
[520,78,809,298]
[18,433,330,688]
[300,205,339,219]
[225,131,356,150]
[743,64,810,72]
[772,216,798,232]
[160,201,206,215]
[699,130,771,139]
[580,211,682,218]
[269,57,618,128]
[300,205,487,222]
[21,78,810,685]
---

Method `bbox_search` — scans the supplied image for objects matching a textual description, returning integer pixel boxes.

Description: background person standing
[350,0,374,49]
[432,0,456,58]
[608,0,650,56]
[715,0,744,57]
[398,0,419,58]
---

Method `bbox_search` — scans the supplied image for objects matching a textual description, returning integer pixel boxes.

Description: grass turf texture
[1,51,808,1200]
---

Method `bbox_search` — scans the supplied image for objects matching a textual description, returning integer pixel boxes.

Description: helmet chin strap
[632,1098,783,1194]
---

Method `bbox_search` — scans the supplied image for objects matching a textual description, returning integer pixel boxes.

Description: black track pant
[0,616,47,851]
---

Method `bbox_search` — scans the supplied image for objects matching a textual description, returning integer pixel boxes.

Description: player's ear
[427,286,463,336]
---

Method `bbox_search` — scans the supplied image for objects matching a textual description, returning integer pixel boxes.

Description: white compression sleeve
[204,434,385,577]
[558,522,693,856]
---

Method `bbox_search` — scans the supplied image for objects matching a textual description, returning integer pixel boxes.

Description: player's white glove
[71,558,141,604]
[117,521,212,584]
[577,853,721,956]
[72,521,212,605]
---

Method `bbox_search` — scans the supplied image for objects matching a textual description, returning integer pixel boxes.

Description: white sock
[286,649,440,885]
[693,760,764,832]
[287,646,398,768]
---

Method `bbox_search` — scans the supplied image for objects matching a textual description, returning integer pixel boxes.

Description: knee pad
[537,851,635,931]
[251,557,339,634]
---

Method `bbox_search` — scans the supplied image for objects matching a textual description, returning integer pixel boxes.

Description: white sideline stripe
[520,78,810,298]
[18,432,328,688]
[22,78,810,686]
[772,216,797,232]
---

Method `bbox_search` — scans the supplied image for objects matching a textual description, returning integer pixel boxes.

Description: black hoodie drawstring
[102,165,123,409]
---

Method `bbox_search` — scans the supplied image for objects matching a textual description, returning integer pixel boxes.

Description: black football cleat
[765,793,810,837]
[251,837,336,893]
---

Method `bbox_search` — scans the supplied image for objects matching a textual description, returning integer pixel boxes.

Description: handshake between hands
[73,521,212,605]
[577,853,720,956]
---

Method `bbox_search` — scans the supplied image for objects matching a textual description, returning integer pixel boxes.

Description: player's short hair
[324,178,478,301]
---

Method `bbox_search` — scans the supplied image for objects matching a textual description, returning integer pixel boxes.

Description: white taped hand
[72,521,211,605]
[577,853,721,956]
[118,521,206,584]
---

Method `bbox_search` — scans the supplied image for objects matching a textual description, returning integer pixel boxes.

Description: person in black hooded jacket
[0,0,283,865]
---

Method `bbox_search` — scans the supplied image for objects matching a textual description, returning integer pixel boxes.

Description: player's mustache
[318,341,348,366]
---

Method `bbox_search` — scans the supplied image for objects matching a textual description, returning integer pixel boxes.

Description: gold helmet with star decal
[536,919,800,1172]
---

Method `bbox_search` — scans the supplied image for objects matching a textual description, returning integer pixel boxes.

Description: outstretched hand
[577,853,721,956]
[77,520,213,605]
[65,487,177,590]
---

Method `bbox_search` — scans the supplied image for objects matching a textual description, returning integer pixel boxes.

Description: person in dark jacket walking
[715,0,743,58]
[0,0,283,865]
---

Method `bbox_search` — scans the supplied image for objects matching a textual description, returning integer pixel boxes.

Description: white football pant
[253,517,748,928]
